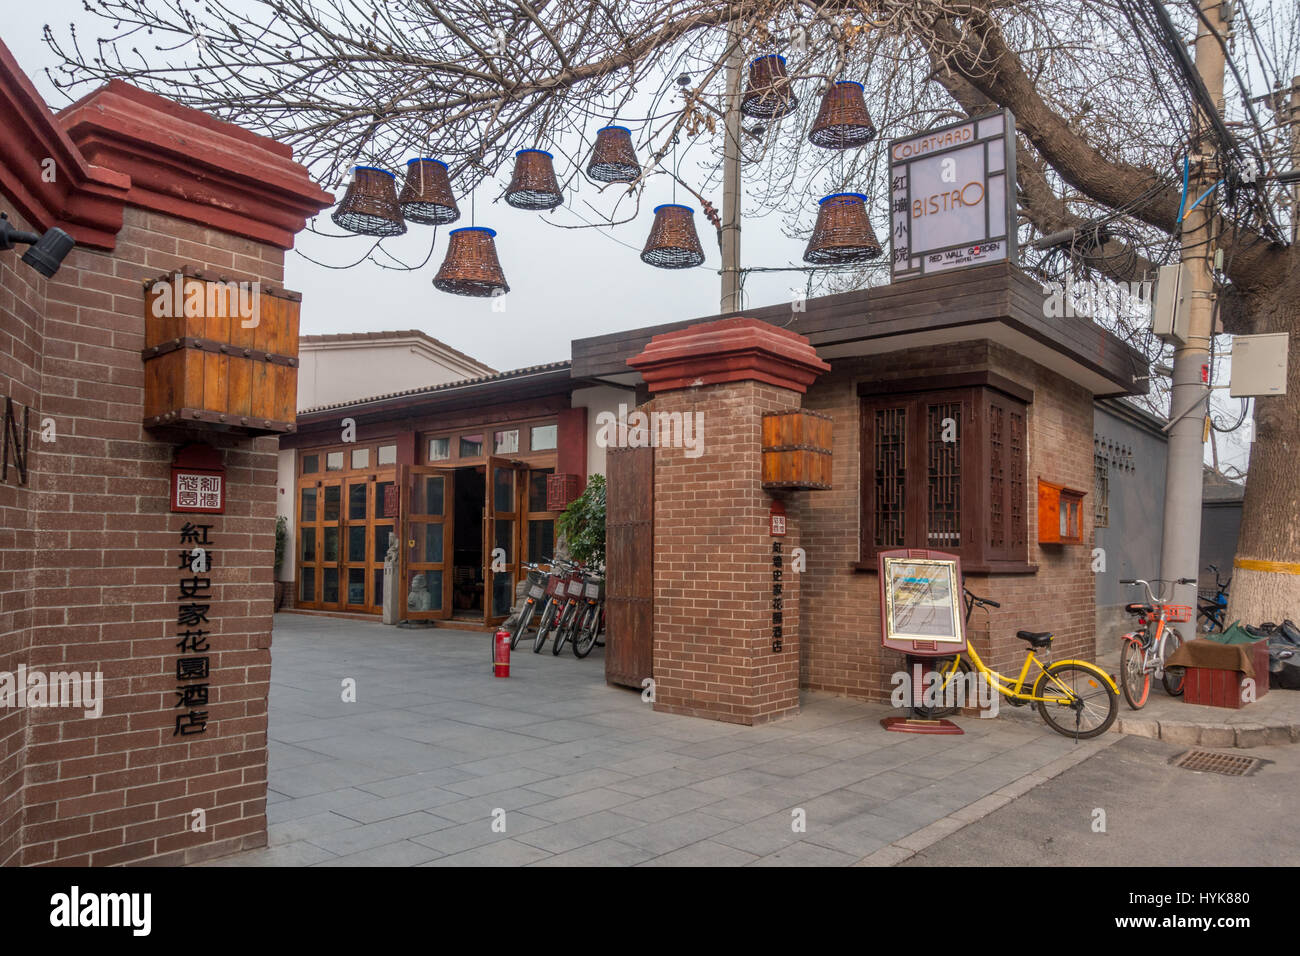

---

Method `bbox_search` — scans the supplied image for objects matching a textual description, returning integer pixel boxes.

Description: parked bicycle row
[500,558,605,659]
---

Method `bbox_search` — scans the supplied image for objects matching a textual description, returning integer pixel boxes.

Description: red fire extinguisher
[493,628,511,678]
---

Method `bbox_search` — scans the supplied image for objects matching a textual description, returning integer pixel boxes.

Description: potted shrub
[556,475,605,569]
[273,515,288,610]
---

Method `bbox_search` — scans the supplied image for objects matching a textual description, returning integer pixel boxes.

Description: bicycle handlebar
[962,587,999,609]
[1121,577,1193,605]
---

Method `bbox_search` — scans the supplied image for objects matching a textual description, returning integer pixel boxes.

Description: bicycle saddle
[1016,630,1054,647]
[1125,603,1154,615]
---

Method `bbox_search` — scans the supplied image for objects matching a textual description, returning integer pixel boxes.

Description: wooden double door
[397,457,530,627]
[297,472,396,614]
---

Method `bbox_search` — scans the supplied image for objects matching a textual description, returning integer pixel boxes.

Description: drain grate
[1173,749,1261,776]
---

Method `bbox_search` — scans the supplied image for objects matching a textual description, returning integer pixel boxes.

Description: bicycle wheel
[1161,628,1186,696]
[573,604,600,659]
[1034,662,1118,739]
[1119,638,1151,710]
[911,655,973,718]
[509,599,535,651]
[552,603,574,655]
[534,601,557,653]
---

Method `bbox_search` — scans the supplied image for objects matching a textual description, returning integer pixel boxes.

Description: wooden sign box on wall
[142,270,301,435]
[762,409,833,490]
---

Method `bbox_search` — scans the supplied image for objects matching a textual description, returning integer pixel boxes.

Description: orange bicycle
[1118,577,1195,709]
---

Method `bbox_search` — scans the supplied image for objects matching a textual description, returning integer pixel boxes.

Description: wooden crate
[762,409,833,490]
[1182,639,1270,709]
[143,271,300,435]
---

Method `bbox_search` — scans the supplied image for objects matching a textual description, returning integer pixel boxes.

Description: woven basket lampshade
[331,166,407,237]
[433,226,510,297]
[398,158,459,225]
[808,81,877,149]
[741,54,799,120]
[803,193,883,264]
[641,203,705,269]
[505,149,563,210]
[587,126,641,183]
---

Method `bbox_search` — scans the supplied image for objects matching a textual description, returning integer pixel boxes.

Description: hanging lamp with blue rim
[331,166,407,236]
[398,158,459,225]
[803,193,882,264]
[433,226,510,296]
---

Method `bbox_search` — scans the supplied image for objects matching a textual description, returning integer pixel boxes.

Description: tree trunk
[1226,284,1300,626]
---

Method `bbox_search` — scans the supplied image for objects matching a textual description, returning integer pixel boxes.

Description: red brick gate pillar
[628,318,829,725]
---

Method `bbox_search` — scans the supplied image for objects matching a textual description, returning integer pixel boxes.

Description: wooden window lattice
[874,407,906,547]
[926,403,961,547]
[988,403,1005,549]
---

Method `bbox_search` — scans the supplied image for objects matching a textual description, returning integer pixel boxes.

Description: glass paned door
[298,479,344,608]
[399,465,454,621]
[484,456,528,626]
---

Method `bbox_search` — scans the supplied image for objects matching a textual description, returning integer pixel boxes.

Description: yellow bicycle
[914,587,1119,739]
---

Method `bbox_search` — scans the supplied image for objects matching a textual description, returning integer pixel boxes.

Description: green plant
[556,474,605,568]
[274,514,288,575]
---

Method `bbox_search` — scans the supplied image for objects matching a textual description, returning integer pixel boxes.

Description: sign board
[889,110,1016,281]
[1229,333,1289,398]
[878,549,966,656]
[769,500,787,537]
[171,444,225,514]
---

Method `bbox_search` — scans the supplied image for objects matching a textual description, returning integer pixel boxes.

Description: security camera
[0,212,75,278]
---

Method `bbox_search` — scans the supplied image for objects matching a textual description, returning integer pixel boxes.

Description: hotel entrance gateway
[282,362,611,628]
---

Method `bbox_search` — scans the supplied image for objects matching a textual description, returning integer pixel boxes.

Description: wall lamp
[0,212,75,278]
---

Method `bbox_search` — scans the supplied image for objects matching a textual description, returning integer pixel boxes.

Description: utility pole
[721,20,743,313]
[1159,0,1227,610]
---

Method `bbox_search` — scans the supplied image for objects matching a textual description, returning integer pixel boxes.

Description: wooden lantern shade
[142,271,300,435]
[641,203,705,269]
[433,226,510,297]
[808,81,877,149]
[331,165,406,236]
[803,193,883,264]
[587,126,641,183]
[505,149,563,210]
[742,54,798,120]
[398,158,459,225]
[762,409,833,490]
[1037,478,1087,544]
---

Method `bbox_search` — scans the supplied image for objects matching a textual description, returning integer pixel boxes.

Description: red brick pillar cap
[627,317,830,393]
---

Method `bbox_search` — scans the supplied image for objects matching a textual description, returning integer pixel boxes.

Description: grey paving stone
[420,839,554,867]
[514,811,647,854]
[314,839,446,867]
[522,787,640,823]
[709,811,805,856]
[269,810,360,846]
[201,840,339,867]
[306,811,452,856]
[614,811,736,856]
[528,837,659,867]
[638,840,760,867]
[411,813,550,855]
[612,786,726,823]
[750,841,859,867]
[523,768,633,798]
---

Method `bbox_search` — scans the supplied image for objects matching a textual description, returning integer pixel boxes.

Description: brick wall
[0,204,284,865]
[797,340,1096,703]
[650,381,802,725]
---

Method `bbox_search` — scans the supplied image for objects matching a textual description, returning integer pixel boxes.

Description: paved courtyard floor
[211,613,1116,866]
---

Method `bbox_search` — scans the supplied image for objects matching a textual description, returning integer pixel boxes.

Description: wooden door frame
[398,464,456,621]
[483,456,529,627]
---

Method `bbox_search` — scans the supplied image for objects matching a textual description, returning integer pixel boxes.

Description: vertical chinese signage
[889,109,1017,281]
[175,522,213,736]
[771,507,786,653]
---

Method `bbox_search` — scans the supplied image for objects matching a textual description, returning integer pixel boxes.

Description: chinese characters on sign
[175,522,214,737]
[772,540,784,653]
[174,473,222,511]
[888,109,1017,282]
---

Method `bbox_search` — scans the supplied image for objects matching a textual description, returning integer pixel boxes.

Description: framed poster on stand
[879,549,966,655]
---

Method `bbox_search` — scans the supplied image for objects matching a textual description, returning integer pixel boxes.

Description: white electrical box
[1150,262,1190,344]
[1230,333,1289,397]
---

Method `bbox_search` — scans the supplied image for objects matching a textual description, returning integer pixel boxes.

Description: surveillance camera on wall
[0,212,75,278]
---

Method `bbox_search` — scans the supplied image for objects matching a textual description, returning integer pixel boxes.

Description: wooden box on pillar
[142,270,300,435]
[762,409,833,490]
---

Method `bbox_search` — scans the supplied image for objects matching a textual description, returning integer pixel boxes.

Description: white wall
[297,338,494,410]
[571,384,637,479]
[276,448,296,582]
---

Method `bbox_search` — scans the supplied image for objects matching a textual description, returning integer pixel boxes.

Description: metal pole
[1159,0,1226,611]
[721,20,743,313]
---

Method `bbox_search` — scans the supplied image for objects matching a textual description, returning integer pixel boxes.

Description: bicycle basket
[566,575,585,597]
[1162,604,1193,623]
[584,579,604,600]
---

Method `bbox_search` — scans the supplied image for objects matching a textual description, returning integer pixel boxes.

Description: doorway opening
[451,465,486,620]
